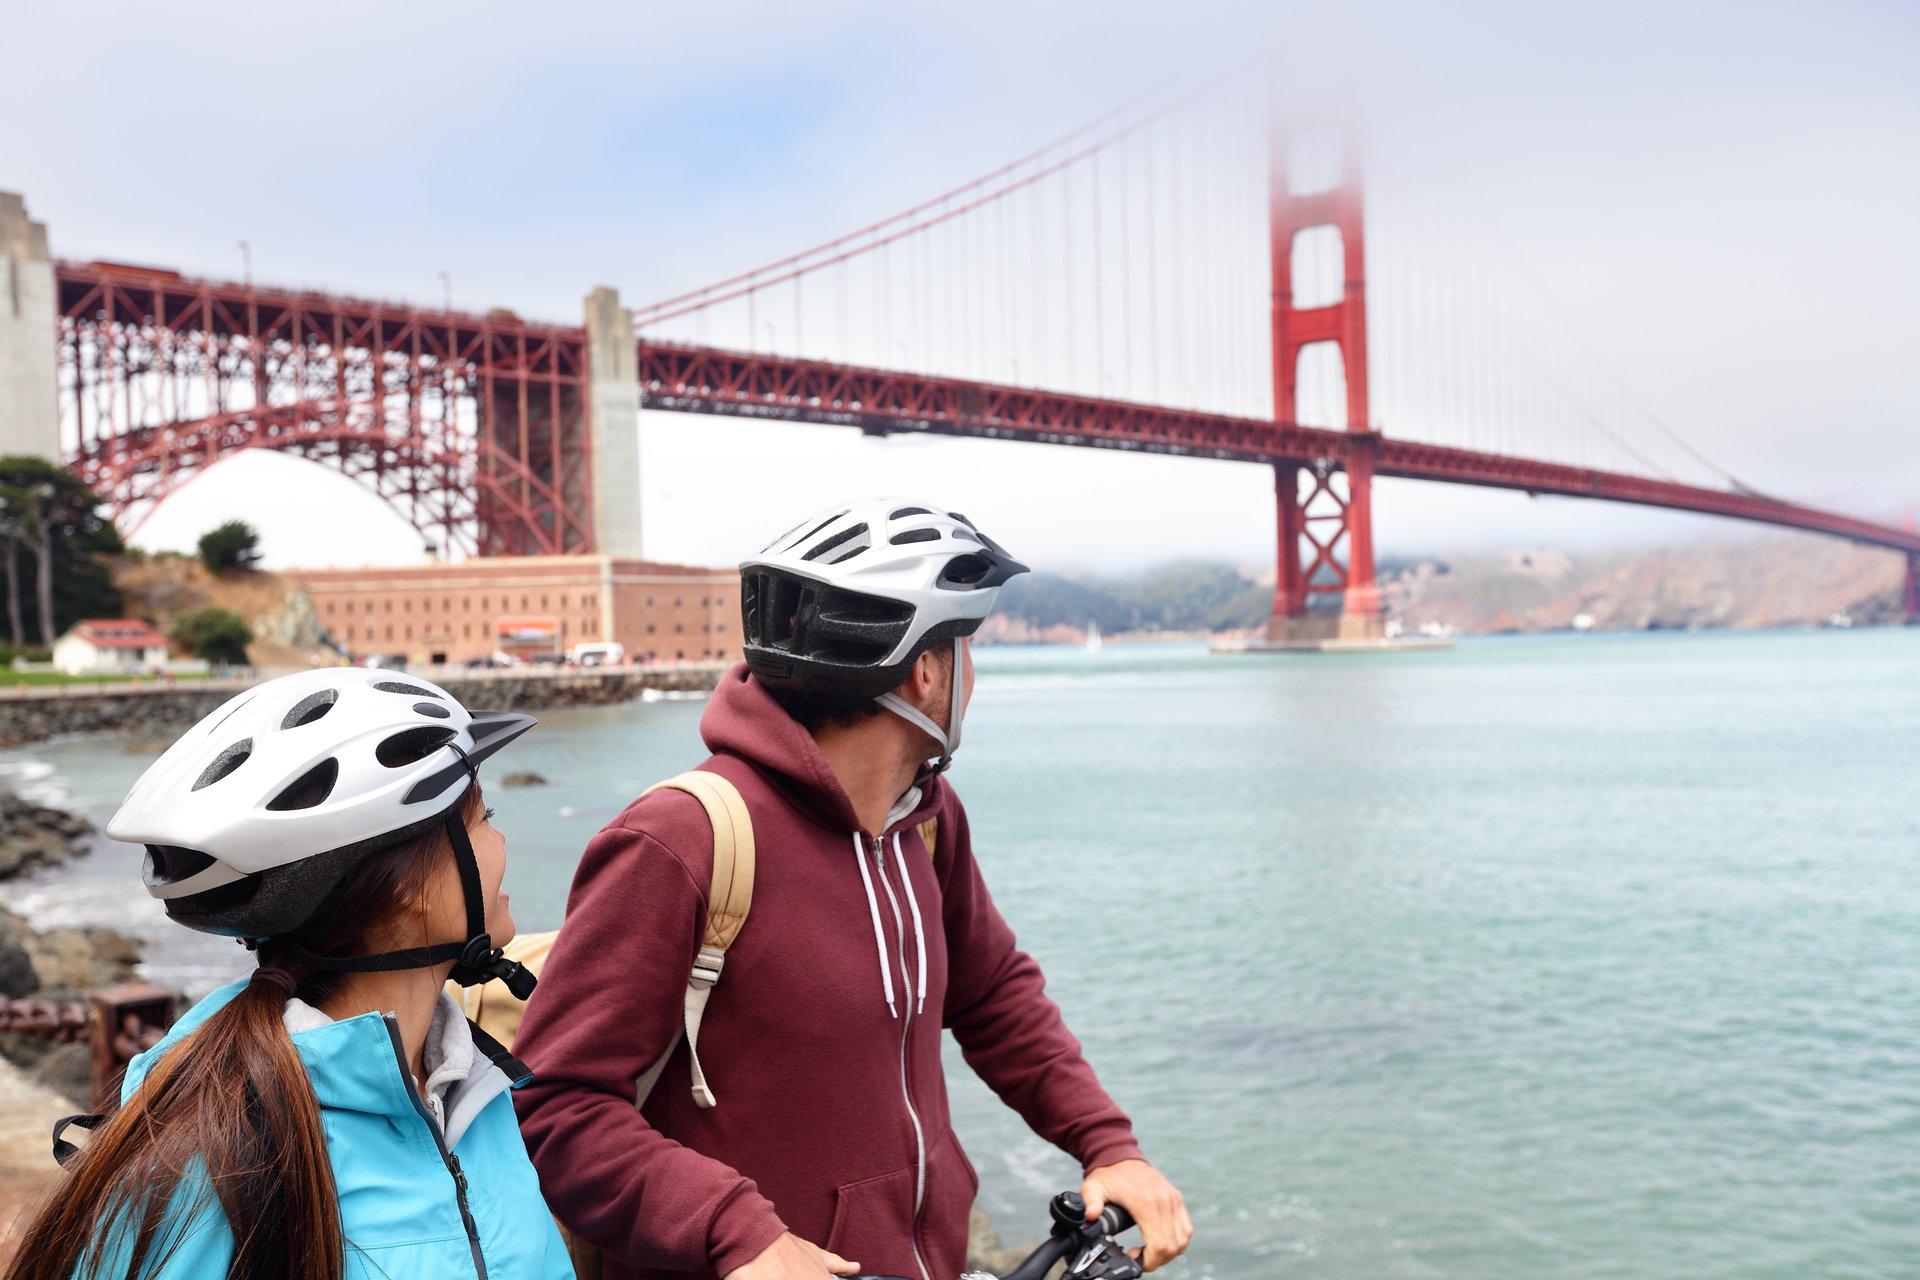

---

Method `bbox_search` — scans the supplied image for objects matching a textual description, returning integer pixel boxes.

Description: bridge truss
[57,263,594,557]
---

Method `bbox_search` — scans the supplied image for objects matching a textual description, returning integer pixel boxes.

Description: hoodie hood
[700,663,941,837]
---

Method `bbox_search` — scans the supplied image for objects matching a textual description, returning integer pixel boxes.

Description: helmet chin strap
[874,637,966,776]
[275,755,537,999]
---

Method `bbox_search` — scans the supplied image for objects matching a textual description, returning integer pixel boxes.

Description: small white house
[53,619,170,675]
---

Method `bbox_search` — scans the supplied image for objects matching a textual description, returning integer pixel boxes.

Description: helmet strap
[440,812,536,997]
[272,782,536,1000]
[873,637,966,776]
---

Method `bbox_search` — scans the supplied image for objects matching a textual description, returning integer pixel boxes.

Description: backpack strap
[632,769,754,1110]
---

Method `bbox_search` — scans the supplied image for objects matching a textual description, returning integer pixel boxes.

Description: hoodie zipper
[872,833,933,1280]
[383,1015,489,1279]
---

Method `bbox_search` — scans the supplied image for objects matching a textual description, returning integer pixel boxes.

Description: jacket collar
[700,663,944,837]
[126,978,523,1139]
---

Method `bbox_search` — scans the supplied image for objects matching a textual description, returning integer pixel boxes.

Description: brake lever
[1065,1234,1143,1280]
[1051,1192,1143,1280]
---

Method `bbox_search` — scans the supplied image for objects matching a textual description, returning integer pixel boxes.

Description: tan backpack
[452,769,756,1109]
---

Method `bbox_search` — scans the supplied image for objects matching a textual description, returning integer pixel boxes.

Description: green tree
[173,606,253,665]
[198,520,262,574]
[0,458,123,648]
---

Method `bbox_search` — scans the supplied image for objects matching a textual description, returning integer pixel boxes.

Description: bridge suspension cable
[631,85,1274,421]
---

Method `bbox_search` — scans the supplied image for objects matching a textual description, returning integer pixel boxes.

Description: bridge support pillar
[1269,462,1307,621]
[1906,551,1918,625]
[0,193,59,462]
[1264,453,1384,644]
[585,285,642,558]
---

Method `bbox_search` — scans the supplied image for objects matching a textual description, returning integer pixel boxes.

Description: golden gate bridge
[25,88,1920,635]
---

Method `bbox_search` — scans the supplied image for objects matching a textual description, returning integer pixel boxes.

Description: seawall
[0,664,729,748]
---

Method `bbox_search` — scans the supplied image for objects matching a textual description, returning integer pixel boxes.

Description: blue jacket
[87,979,573,1279]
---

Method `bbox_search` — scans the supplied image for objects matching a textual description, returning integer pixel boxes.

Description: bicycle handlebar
[849,1189,1140,1280]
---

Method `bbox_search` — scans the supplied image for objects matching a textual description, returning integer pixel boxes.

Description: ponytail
[5,975,342,1280]
[4,786,483,1280]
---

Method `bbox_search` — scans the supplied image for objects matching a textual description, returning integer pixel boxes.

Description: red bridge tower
[1265,130,1383,643]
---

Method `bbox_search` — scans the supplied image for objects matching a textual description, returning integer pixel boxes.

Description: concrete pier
[585,286,643,558]
[0,194,58,462]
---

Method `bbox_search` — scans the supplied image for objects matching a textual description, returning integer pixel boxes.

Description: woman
[6,668,574,1280]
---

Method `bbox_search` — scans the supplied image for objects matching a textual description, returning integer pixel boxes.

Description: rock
[968,1204,1047,1276]
[0,944,34,1000]
[0,906,143,994]
[17,925,140,1000]
[0,789,95,881]
[25,1042,90,1108]
[499,771,548,788]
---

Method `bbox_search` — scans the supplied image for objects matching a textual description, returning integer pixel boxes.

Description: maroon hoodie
[513,664,1142,1280]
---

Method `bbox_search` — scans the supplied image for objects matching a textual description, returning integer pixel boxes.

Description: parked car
[527,651,568,666]
[463,652,517,670]
[362,653,408,671]
[569,641,625,668]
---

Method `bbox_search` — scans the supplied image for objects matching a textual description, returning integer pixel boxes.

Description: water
[3,631,1917,1279]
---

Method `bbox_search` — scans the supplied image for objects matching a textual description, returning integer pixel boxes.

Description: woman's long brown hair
[4,785,485,1280]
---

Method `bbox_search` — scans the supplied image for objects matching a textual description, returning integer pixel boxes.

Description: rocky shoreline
[0,663,728,748]
[0,786,143,1104]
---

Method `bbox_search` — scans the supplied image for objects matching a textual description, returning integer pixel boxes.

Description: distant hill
[981,535,1911,642]
[980,563,1271,643]
[1385,536,1908,633]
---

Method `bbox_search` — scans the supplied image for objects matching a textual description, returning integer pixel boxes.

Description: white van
[568,641,625,668]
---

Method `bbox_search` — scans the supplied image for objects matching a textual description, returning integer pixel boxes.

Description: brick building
[292,556,740,666]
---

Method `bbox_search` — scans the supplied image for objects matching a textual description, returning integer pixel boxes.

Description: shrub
[198,520,262,574]
[172,607,253,664]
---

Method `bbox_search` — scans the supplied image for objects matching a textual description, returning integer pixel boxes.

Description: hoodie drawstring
[892,833,928,1014]
[852,832,898,1018]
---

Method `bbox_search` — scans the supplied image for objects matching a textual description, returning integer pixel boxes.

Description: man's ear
[906,646,943,706]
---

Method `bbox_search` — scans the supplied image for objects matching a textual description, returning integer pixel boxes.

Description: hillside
[1384,536,1908,633]
[112,555,333,666]
[983,534,1912,641]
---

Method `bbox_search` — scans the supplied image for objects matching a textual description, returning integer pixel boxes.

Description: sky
[3,0,1915,573]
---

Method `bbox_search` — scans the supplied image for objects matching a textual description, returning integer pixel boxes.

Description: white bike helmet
[741,498,1028,768]
[109,667,537,993]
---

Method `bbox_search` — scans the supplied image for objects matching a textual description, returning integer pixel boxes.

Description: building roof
[71,619,167,649]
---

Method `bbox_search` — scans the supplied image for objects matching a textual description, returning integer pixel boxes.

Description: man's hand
[1082,1159,1193,1272]
[725,1231,859,1279]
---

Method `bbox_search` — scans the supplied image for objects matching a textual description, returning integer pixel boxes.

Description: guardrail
[0,985,178,1109]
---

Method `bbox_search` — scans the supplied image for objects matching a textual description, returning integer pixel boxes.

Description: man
[515,499,1192,1280]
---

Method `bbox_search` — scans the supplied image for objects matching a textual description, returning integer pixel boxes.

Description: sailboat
[1085,619,1103,654]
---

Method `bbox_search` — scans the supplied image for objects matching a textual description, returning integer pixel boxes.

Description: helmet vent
[266,758,340,812]
[146,844,218,885]
[377,726,457,768]
[889,506,931,520]
[948,511,976,529]
[192,739,253,791]
[373,681,437,698]
[413,701,452,720]
[780,511,847,553]
[803,523,869,562]
[890,527,940,546]
[936,554,992,589]
[280,690,337,730]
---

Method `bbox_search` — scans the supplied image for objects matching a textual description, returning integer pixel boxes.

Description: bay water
[2,631,1916,1278]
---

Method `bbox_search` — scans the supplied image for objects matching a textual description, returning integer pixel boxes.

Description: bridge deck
[636,341,1920,556]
